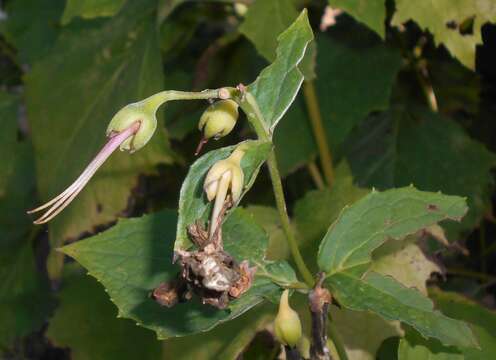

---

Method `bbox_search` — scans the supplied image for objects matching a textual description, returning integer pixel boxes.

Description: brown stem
[309,273,332,360]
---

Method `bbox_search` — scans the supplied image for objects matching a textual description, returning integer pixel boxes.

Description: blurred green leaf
[0,92,53,349]
[175,140,271,251]
[328,0,386,38]
[60,208,284,339]
[371,237,440,295]
[343,107,496,239]
[61,0,126,25]
[240,0,299,62]
[398,288,496,359]
[274,27,402,176]
[25,0,174,276]
[392,0,496,69]
[47,267,161,360]
[248,10,313,132]
[0,0,65,64]
[164,302,275,360]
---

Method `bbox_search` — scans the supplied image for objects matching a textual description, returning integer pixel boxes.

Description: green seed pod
[198,99,239,140]
[274,290,302,347]
[106,102,157,152]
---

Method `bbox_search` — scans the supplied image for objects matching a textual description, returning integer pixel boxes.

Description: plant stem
[447,267,496,282]
[302,81,334,187]
[328,322,348,360]
[239,90,314,286]
[307,161,325,190]
[143,88,235,113]
[266,151,314,286]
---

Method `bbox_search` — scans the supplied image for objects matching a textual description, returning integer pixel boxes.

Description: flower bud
[106,101,157,152]
[198,99,239,140]
[203,147,245,203]
[274,290,302,347]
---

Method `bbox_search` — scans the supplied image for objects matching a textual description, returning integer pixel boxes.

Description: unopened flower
[28,121,141,224]
[274,290,302,347]
[195,99,239,155]
[203,147,245,237]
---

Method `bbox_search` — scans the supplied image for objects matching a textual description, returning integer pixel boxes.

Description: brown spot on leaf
[427,204,439,211]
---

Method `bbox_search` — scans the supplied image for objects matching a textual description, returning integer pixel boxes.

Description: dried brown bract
[152,200,256,310]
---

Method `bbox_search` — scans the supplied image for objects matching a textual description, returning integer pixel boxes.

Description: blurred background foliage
[0,0,495,359]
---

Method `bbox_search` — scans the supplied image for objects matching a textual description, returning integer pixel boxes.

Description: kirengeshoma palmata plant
[34,10,480,360]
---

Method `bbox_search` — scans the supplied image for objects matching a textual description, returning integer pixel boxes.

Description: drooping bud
[198,99,239,140]
[106,100,158,152]
[274,290,302,347]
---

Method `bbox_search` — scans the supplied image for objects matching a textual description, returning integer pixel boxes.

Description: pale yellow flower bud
[198,99,239,140]
[274,290,302,347]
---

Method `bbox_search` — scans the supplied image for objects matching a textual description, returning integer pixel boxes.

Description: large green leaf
[328,0,386,38]
[0,92,54,349]
[273,27,402,176]
[342,107,496,239]
[398,289,496,359]
[317,187,477,347]
[247,10,314,132]
[47,267,161,360]
[317,187,466,276]
[391,0,496,69]
[175,140,271,251]
[61,0,126,24]
[25,0,174,276]
[327,271,477,348]
[164,303,275,360]
[60,208,289,339]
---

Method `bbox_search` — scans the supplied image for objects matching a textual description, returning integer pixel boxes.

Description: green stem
[307,161,325,190]
[239,91,314,287]
[480,223,487,273]
[447,268,496,282]
[266,151,314,286]
[328,322,349,360]
[302,81,334,187]
[143,88,236,113]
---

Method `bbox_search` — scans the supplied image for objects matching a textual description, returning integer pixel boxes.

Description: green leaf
[0,92,53,348]
[371,236,440,295]
[399,288,496,359]
[245,205,289,261]
[342,107,496,239]
[274,28,402,176]
[318,186,467,276]
[240,0,299,62]
[328,0,386,38]
[317,187,474,348]
[25,0,174,275]
[328,306,403,360]
[247,10,314,132]
[327,271,477,348]
[61,0,126,25]
[0,241,54,349]
[47,267,161,360]
[0,0,65,64]
[60,209,282,339]
[164,303,275,360]
[175,140,271,251]
[295,162,368,250]
[391,0,496,69]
